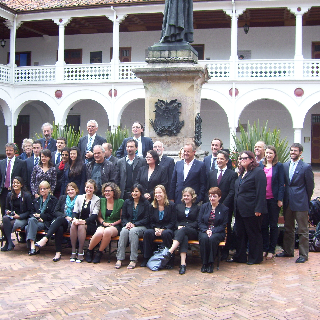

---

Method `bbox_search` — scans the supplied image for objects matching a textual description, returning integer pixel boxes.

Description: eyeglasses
[39,187,48,191]
[145,156,153,159]
[104,189,114,193]
[240,157,250,161]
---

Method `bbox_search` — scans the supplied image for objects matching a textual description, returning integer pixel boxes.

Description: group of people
[0,120,315,276]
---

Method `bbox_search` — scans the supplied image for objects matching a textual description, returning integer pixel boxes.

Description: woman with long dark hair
[1,176,32,251]
[55,147,70,198]
[61,146,86,194]
[30,149,57,198]
[230,150,267,265]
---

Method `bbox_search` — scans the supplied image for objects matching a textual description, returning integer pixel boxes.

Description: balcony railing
[0,59,318,84]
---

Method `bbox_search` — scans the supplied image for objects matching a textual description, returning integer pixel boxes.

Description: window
[90,51,102,63]
[312,42,320,59]
[7,52,31,66]
[64,49,82,64]
[191,44,204,60]
[110,47,131,62]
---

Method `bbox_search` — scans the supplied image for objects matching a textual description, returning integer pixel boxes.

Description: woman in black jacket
[115,184,149,269]
[25,180,58,255]
[198,187,228,273]
[166,187,199,274]
[35,182,79,261]
[1,176,32,251]
[141,184,176,268]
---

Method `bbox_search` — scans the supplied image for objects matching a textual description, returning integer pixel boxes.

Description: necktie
[35,157,39,166]
[56,153,61,164]
[289,162,296,181]
[217,169,223,185]
[4,159,11,188]
[211,158,216,170]
[44,140,48,149]
[85,137,93,164]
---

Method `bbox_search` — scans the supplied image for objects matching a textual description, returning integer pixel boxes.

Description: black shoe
[226,258,236,263]
[29,249,36,255]
[85,249,94,263]
[247,261,254,265]
[201,264,207,273]
[295,257,307,263]
[1,243,8,252]
[53,254,61,262]
[276,252,294,258]
[207,264,214,273]
[7,243,15,251]
[93,251,103,264]
[179,265,186,275]
[165,253,175,269]
[140,258,149,267]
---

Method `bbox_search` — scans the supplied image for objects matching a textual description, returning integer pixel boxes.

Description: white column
[294,128,302,144]
[7,125,12,143]
[229,126,236,151]
[107,9,127,81]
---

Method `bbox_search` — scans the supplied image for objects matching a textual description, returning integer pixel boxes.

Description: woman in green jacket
[85,182,123,264]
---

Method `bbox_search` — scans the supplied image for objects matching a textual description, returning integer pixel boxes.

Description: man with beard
[39,123,56,152]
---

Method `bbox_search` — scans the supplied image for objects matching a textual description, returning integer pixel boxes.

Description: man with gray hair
[78,120,107,164]
[86,145,117,197]
[39,122,56,152]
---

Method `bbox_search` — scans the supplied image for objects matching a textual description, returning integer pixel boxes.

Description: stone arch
[298,90,320,128]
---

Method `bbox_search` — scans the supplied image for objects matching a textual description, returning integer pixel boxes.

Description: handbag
[147,247,172,271]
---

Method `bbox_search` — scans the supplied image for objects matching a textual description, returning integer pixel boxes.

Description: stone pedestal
[133,42,209,153]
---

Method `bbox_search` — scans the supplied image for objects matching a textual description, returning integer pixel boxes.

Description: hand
[86,151,93,159]
[78,219,86,225]
[13,214,20,219]
[66,217,72,222]
[33,213,40,219]
[144,193,151,200]
[72,219,79,225]
[126,222,133,229]
[38,218,43,222]
[35,194,39,199]
[277,201,283,208]
[155,228,162,236]
[255,212,261,216]
[178,226,184,230]
[206,229,212,237]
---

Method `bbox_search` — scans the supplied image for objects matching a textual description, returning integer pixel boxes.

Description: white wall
[120,99,144,133]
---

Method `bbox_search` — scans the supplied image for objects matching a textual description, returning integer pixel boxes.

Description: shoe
[226,258,236,263]
[179,265,186,275]
[76,252,84,263]
[162,247,172,259]
[115,260,122,269]
[92,251,103,264]
[85,249,94,263]
[127,261,136,269]
[140,258,149,267]
[1,243,8,251]
[7,243,15,251]
[295,257,307,263]
[276,252,294,258]
[28,249,37,255]
[207,264,214,273]
[247,261,254,265]
[70,252,77,262]
[165,253,175,269]
[201,264,207,273]
[53,254,61,262]
[266,253,275,260]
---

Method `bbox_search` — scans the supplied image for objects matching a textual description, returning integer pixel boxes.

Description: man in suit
[0,143,27,216]
[102,142,118,166]
[78,120,107,164]
[51,137,66,165]
[254,140,266,165]
[86,145,117,197]
[39,122,57,152]
[153,140,175,185]
[116,121,153,158]
[207,150,238,259]
[276,143,314,263]
[169,143,206,204]
[25,140,42,192]
[116,139,146,199]
[203,138,232,175]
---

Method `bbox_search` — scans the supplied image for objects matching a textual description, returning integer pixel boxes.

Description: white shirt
[184,159,194,180]
[216,166,227,179]
[134,136,143,157]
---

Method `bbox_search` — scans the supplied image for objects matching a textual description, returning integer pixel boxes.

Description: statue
[160,0,194,43]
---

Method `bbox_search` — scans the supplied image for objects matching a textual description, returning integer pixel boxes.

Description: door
[14,115,30,153]
[311,114,320,164]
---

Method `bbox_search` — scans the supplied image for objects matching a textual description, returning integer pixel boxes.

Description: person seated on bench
[35,182,79,262]
[26,180,58,255]
[1,176,32,251]
[166,187,200,275]
[141,184,176,268]
[70,179,100,263]
[85,182,123,264]
[198,187,228,273]
[115,183,149,269]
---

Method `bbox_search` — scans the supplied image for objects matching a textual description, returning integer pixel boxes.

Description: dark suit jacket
[39,137,57,152]
[51,151,62,166]
[159,155,175,186]
[61,163,86,195]
[25,156,39,191]
[207,168,237,212]
[116,156,147,198]
[203,155,232,175]
[5,191,32,220]
[30,195,58,229]
[149,201,176,230]
[116,136,153,159]
[121,198,150,227]
[198,202,228,235]
[175,203,199,230]
[107,155,118,166]
[54,195,68,217]
[169,159,206,204]
[135,165,168,200]
[267,162,285,202]
[0,157,27,194]
[283,160,314,212]
[77,134,107,163]
[234,166,267,218]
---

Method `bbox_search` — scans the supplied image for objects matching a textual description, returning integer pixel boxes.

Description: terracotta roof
[0,0,163,12]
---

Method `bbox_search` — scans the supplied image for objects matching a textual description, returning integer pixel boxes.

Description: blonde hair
[38,180,52,194]
[181,187,197,203]
[151,185,169,208]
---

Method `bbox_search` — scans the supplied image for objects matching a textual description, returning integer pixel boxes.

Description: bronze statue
[160,0,194,43]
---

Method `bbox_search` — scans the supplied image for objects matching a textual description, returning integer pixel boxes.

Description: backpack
[309,197,320,226]
[309,222,320,252]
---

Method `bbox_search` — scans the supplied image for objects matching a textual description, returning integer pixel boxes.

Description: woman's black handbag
[147,247,171,271]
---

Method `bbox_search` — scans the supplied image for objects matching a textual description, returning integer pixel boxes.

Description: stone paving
[0,173,320,319]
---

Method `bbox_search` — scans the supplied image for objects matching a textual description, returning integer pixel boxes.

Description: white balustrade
[0,65,10,83]
[303,60,320,78]
[119,62,147,80]
[14,66,55,83]
[64,64,112,81]
[204,61,230,79]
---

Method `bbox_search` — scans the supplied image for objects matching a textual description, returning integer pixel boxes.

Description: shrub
[106,126,129,156]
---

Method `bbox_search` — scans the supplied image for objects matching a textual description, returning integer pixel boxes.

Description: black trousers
[143,228,174,259]
[174,227,198,253]
[199,231,225,265]
[0,188,9,217]
[45,216,69,252]
[233,212,263,264]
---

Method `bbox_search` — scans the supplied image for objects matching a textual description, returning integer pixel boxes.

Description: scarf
[65,195,77,217]
[39,194,50,215]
